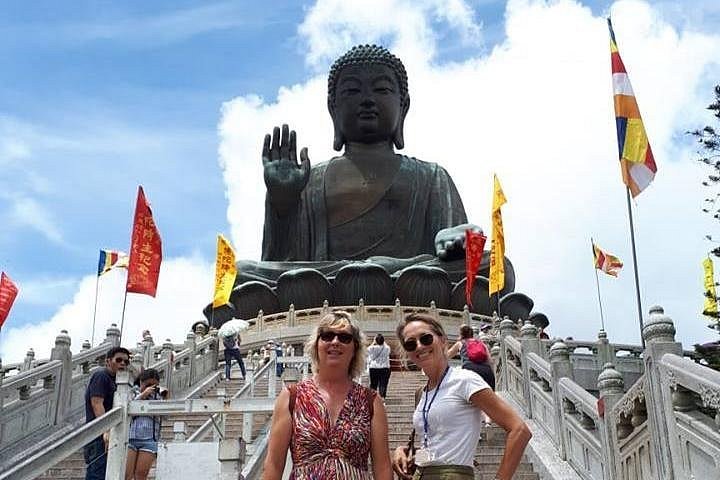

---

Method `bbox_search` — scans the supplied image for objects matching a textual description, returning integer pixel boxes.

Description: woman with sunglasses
[393,313,531,480]
[262,311,392,480]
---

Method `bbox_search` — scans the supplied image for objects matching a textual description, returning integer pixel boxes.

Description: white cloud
[9,196,64,245]
[219,0,720,349]
[0,256,214,363]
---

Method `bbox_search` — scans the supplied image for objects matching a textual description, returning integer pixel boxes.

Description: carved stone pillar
[51,330,72,425]
[550,341,574,460]
[22,348,35,372]
[288,303,296,327]
[161,339,174,390]
[642,305,682,480]
[185,332,196,386]
[497,316,517,392]
[520,321,540,417]
[597,362,625,480]
[596,330,615,368]
[105,323,121,347]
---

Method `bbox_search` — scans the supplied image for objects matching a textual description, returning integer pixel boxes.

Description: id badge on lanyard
[417,366,450,466]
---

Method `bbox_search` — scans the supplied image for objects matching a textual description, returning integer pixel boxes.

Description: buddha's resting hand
[434,223,483,261]
[262,124,311,215]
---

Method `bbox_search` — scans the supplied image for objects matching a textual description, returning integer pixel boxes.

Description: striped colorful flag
[592,241,623,277]
[608,18,657,197]
[97,249,129,276]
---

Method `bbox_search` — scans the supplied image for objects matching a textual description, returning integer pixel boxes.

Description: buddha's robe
[236,156,513,292]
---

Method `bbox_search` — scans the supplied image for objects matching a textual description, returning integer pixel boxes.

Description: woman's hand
[391,446,414,479]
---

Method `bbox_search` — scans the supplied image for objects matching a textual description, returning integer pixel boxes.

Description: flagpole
[119,291,129,345]
[625,188,645,348]
[592,238,606,331]
[91,274,100,347]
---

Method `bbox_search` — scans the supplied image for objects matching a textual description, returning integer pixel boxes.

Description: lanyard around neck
[422,365,450,448]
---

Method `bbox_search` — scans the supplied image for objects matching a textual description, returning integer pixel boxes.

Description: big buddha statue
[207,45,536,325]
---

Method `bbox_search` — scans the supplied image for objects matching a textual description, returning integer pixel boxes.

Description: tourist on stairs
[367,333,392,399]
[393,313,531,480]
[262,311,392,479]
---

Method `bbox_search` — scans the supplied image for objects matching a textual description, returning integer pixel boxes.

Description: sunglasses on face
[402,332,435,352]
[114,357,130,365]
[318,331,354,344]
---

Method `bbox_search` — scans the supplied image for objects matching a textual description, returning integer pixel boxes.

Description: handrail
[0,407,124,480]
[1,360,61,391]
[186,357,277,443]
[558,377,598,420]
[526,352,551,381]
[71,342,112,367]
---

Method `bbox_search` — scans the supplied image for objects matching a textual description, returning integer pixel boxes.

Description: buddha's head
[328,44,410,151]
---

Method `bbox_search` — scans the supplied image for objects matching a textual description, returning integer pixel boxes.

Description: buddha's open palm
[435,223,483,261]
[262,124,311,214]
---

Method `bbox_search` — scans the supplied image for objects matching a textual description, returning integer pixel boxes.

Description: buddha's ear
[393,97,410,150]
[328,99,345,151]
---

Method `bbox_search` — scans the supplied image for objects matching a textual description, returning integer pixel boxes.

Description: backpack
[465,338,489,363]
[222,335,237,350]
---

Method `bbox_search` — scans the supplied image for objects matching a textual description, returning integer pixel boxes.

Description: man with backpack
[222,333,246,381]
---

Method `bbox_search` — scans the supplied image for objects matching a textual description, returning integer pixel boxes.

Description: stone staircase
[383,370,540,480]
[34,366,258,480]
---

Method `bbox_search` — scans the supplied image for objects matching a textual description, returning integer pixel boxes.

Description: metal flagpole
[591,238,606,331]
[119,291,129,345]
[625,188,645,348]
[91,274,100,346]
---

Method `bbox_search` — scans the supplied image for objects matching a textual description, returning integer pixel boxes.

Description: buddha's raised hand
[434,223,483,261]
[262,124,311,215]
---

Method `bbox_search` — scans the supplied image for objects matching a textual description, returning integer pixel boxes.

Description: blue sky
[2,0,719,362]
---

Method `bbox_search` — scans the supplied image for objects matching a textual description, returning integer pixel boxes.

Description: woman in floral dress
[262,311,392,479]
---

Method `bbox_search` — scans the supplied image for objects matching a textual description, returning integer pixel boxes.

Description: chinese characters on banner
[213,234,237,308]
[0,272,19,328]
[464,230,487,308]
[489,174,507,296]
[126,186,162,297]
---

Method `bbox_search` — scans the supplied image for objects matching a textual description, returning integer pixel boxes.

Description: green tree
[690,85,720,368]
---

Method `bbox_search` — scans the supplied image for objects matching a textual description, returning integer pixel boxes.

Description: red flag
[465,230,487,307]
[126,186,162,297]
[0,272,19,328]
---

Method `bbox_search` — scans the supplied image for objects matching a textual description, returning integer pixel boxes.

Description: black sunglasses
[114,357,130,365]
[403,332,435,352]
[318,331,354,344]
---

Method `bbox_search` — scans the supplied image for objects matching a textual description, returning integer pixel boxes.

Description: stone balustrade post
[257,310,264,332]
[597,363,625,480]
[641,305,683,480]
[358,298,366,322]
[462,305,471,324]
[429,301,437,321]
[0,357,4,412]
[173,421,187,441]
[596,330,615,367]
[497,317,517,391]
[185,332,196,386]
[161,339,174,390]
[81,339,91,350]
[519,321,540,418]
[322,299,330,316]
[105,323,121,347]
[549,341,574,460]
[130,352,143,383]
[142,335,155,368]
[393,298,402,323]
[51,330,73,425]
[218,438,246,480]
[106,369,131,479]
[208,327,219,371]
[22,348,35,371]
[288,303,296,327]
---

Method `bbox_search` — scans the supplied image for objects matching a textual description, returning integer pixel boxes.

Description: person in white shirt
[367,333,392,398]
[392,313,531,480]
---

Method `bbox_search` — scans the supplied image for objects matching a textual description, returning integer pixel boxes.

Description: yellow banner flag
[703,257,718,317]
[213,234,237,308]
[489,174,507,295]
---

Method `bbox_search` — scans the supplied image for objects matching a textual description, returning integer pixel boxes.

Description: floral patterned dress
[289,379,375,479]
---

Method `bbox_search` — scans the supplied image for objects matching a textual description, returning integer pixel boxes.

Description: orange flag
[126,186,162,297]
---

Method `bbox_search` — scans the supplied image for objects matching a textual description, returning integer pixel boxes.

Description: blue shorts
[128,438,158,454]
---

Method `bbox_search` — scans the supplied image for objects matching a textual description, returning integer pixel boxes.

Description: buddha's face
[333,63,403,145]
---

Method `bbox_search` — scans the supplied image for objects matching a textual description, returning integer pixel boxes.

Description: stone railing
[0,324,220,471]
[494,305,720,480]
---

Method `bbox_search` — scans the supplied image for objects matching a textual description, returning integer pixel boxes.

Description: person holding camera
[125,368,167,480]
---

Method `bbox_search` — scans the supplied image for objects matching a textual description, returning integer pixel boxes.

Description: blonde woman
[263,311,392,479]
